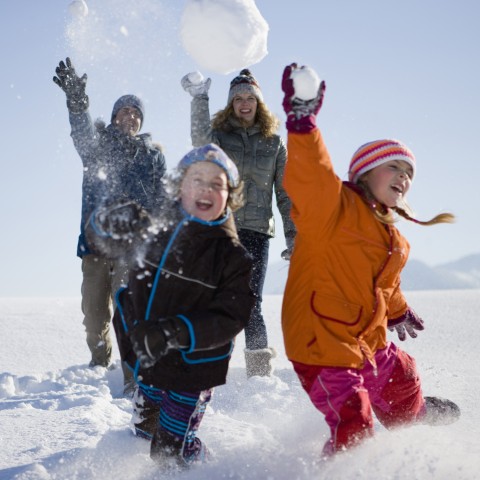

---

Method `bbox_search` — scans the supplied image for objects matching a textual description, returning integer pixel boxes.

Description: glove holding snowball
[90,201,151,239]
[388,307,425,341]
[181,72,212,97]
[281,63,326,133]
[86,201,152,259]
[129,317,191,368]
[53,57,89,114]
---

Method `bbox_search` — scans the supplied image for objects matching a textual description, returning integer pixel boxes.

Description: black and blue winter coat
[69,111,166,257]
[112,205,254,392]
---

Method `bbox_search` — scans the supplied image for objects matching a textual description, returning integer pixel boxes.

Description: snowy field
[0,290,479,479]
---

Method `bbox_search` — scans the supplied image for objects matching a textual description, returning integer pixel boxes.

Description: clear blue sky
[1,0,479,296]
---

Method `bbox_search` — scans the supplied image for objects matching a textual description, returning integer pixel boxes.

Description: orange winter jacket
[281,129,410,369]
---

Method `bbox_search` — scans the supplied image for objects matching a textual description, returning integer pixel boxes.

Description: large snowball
[180,0,269,75]
[188,71,205,85]
[291,67,321,101]
[68,0,89,18]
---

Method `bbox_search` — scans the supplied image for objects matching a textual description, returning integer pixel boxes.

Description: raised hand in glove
[53,57,89,113]
[281,63,326,133]
[181,72,211,97]
[129,317,191,368]
[388,307,425,341]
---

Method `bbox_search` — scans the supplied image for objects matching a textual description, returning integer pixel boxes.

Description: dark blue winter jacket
[69,111,166,257]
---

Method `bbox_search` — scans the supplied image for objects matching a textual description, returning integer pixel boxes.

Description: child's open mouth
[391,184,403,195]
[196,199,213,211]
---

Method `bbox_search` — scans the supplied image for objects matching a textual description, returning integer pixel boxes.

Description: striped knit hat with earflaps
[348,139,416,183]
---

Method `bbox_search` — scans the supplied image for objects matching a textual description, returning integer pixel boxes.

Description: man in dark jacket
[53,58,166,394]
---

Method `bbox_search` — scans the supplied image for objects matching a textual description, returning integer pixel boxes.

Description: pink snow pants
[292,342,424,455]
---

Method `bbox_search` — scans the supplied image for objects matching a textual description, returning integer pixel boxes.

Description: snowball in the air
[291,67,321,101]
[68,0,89,18]
[188,71,205,85]
[180,0,269,75]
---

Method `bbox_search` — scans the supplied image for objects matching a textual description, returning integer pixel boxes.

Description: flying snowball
[291,67,321,101]
[68,0,89,18]
[180,0,269,75]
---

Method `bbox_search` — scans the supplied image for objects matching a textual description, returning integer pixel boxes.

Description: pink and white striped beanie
[348,139,416,183]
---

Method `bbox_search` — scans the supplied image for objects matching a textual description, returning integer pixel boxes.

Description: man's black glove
[53,57,89,113]
[129,317,191,368]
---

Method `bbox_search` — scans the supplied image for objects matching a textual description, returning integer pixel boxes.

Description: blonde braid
[356,179,455,226]
[393,207,455,226]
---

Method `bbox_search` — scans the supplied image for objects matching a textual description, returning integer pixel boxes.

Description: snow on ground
[1,291,479,479]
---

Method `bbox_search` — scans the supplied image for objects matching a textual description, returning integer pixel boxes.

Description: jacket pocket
[220,142,243,164]
[244,182,268,220]
[310,292,362,326]
[255,152,275,171]
[180,342,234,364]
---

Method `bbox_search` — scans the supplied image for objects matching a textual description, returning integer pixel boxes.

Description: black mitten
[86,201,151,258]
[53,57,89,113]
[92,201,150,239]
[130,317,191,368]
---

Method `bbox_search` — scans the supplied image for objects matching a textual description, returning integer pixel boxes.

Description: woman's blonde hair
[356,177,455,226]
[212,99,280,138]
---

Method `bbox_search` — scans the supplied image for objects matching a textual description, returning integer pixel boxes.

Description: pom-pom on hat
[348,139,416,183]
[111,94,145,128]
[228,69,264,104]
[178,144,240,188]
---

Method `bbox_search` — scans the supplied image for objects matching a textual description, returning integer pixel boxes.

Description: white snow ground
[1,291,479,479]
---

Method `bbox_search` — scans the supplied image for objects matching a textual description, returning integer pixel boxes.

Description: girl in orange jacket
[281,63,460,455]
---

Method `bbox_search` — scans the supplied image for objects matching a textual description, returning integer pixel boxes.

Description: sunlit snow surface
[1,291,479,479]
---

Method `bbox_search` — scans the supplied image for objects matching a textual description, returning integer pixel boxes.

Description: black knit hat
[111,94,145,128]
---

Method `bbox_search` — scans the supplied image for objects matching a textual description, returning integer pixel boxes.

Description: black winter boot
[150,429,187,470]
[150,427,209,469]
[420,396,461,426]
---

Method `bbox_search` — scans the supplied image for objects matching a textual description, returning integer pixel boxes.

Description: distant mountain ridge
[264,253,480,294]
